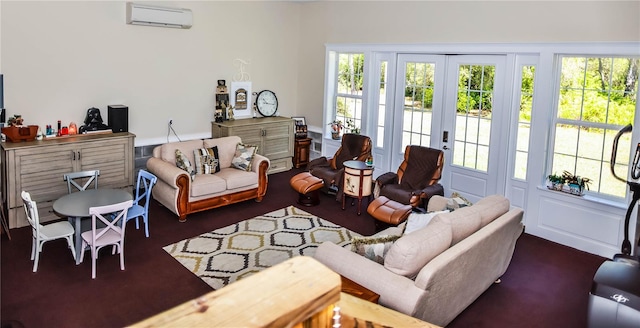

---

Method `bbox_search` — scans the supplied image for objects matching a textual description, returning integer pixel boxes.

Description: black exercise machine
[587,124,640,327]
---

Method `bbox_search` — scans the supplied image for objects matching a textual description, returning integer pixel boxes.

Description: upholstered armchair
[376,145,444,209]
[308,134,372,195]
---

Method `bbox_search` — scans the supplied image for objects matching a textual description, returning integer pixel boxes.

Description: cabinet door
[77,138,132,189]
[13,144,76,208]
[262,122,293,159]
[228,125,264,152]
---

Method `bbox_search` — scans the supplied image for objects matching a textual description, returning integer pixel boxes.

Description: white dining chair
[126,170,158,237]
[79,200,133,279]
[63,170,100,193]
[21,191,76,272]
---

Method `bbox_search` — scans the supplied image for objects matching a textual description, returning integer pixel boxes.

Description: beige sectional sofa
[314,194,524,326]
[146,136,269,222]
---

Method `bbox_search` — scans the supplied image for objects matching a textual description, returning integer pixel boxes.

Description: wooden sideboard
[1,132,135,228]
[211,117,294,174]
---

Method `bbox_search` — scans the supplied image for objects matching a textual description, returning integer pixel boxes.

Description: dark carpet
[1,168,605,327]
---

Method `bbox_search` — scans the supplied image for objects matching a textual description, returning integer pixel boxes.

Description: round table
[53,189,133,264]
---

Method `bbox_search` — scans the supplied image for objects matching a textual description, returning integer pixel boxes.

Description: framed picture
[292,116,306,126]
[230,81,252,118]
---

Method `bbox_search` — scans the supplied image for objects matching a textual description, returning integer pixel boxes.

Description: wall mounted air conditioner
[126,2,192,29]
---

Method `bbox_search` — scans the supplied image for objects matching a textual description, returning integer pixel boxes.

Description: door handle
[443,145,449,150]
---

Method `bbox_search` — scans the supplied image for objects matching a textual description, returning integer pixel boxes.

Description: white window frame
[510,55,539,181]
[323,42,640,206]
[323,50,369,139]
[546,54,640,202]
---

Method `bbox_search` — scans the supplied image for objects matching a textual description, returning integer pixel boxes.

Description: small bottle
[57,120,62,136]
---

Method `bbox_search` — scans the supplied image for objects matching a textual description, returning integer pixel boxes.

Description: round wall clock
[255,90,278,117]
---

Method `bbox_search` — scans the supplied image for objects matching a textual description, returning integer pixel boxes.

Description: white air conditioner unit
[126,2,192,29]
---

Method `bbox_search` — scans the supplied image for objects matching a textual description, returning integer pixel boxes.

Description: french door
[380,54,507,200]
[439,55,507,201]
[390,54,446,170]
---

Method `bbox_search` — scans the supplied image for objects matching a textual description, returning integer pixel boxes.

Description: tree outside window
[333,53,364,136]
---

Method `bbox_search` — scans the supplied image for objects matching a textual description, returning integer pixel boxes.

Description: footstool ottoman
[290,172,325,206]
[367,196,412,231]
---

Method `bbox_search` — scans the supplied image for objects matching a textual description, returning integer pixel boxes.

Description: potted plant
[329,120,343,140]
[561,170,591,195]
[345,118,360,134]
[547,173,564,191]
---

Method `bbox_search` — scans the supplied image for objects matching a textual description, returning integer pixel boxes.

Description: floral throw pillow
[194,146,220,174]
[231,143,258,171]
[175,149,195,181]
[351,235,401,264]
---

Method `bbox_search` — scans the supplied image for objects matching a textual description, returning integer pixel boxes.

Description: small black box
[108,105,128,133]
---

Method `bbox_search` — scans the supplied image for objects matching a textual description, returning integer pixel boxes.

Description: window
[376,60,388,148]
[328,52,365,136]
[514,65,536,180]
[551,56,639,199]
[453,64,496,171]
[402,61,436,148]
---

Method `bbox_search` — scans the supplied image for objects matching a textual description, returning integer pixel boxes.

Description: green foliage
[519,66,535,121]
[456,65,495,114]
[521,66,535,93]
[547,173,564,183]
[558,57,638,126]
[519,95,533,121]
[422,88,434,108]
[338,53,364,93]
[404,62,436,110]
[345,118,360,134]
[336,98,346,117]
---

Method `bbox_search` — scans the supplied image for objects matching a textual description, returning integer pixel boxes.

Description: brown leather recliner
[307,134,372,195]
[376,145,444,209]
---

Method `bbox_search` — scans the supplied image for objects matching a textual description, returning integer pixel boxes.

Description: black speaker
[108,105,128,133]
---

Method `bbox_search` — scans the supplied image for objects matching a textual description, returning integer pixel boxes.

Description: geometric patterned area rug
[163,206,359,290]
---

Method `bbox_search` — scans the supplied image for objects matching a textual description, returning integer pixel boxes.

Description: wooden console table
[0,132,135,228]
[211,117,294,174]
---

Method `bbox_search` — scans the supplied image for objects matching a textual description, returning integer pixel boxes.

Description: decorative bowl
[2,125,39,142]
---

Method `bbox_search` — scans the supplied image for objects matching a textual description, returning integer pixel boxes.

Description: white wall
[1,1,638,145]
[1,1,301,145]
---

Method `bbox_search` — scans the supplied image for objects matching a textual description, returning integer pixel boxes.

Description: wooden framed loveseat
[146,136,269,222]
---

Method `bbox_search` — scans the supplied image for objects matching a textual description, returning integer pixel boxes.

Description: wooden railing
[130,256,438,328]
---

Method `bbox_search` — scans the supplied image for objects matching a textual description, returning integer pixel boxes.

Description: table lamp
[68,122,77,135]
